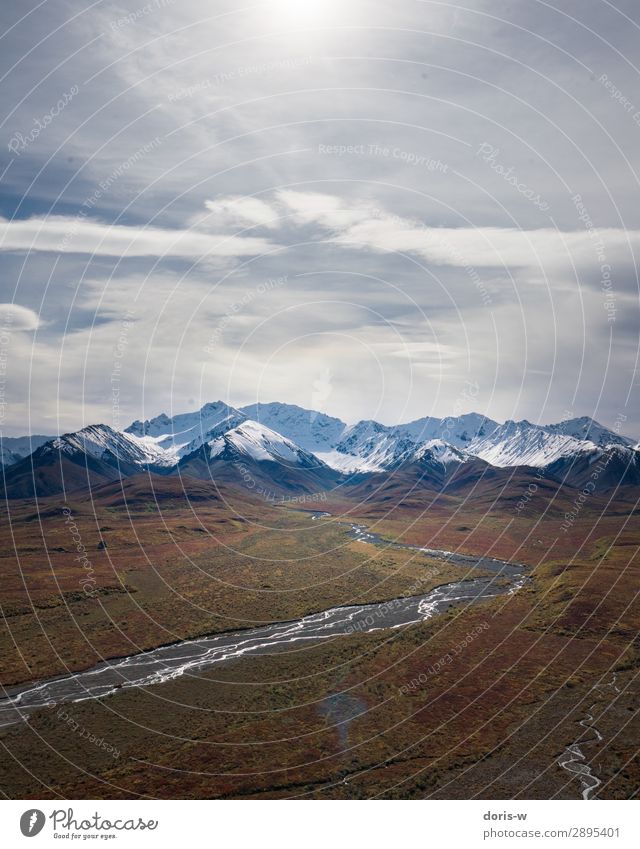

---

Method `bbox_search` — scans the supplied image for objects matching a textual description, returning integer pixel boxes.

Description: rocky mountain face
[2,404,637,498]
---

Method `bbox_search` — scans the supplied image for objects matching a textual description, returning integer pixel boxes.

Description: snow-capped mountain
[317,412,640,484]
[331,420,417,471]
[543,442,640,489]
[239,402,347,453]
[466,420,590,468]
[321,414,495,473]
[343,439,490,505]
[390,439,471,487]
[2,426,131,498]
[462,419,640,488]
[207,420,326,468]
[410,439,470,467]
[543,416,634,448]
[43,424,174,471]
[177,420,340,496]
[125,400,246,462]
[395,412,497,447]
[3,401,639,498]
[0,434,53,466]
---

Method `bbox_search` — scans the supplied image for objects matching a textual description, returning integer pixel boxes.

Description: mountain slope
[87,473,224,509]
[52,424,174,472]
[177,420,341,497]
[396,412,498,447]
[126,401,246,462]
[1,444,122,498]
[331,420,417,471]
[466,420,589,468]
[544,416,633,448]
[324,414,498,473]
[410,439,470,467]
[1,424,176,498]
[239,402,346,453]
[543,443,640,489]
[0,434,54,467]
[5,404,639,498]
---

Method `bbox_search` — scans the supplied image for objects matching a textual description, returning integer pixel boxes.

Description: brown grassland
[0,473,638,799]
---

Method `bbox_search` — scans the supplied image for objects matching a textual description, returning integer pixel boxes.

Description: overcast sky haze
[0,0,639,437]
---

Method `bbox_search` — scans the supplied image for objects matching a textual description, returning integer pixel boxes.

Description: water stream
[0,516,526,730]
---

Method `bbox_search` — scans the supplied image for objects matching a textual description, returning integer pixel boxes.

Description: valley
[0,515,526,728]
[0,402,638,800]
[0,468,638,799]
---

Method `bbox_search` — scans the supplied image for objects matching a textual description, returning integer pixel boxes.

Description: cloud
[277,190,367,229]
[2,0,639,436]
[0,216,274,259]
[0,303,41,331]
[277,191,640,278]
[203,195,279,229]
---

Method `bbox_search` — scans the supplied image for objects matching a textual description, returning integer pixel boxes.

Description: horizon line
[2,400,636,443]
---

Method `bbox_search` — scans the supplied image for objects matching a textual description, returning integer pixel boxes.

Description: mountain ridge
[2,401,637,498]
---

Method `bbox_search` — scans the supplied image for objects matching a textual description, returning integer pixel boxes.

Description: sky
[0,0,639,437]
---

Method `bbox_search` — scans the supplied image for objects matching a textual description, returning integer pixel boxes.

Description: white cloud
[3,0,640,436]
[0,303,41,331]
[203,195,279,229]
[0,216,274,259]
[277,190,367,229]
[277,191,640,275]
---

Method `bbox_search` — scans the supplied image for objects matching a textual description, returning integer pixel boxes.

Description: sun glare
[270,0,338,28]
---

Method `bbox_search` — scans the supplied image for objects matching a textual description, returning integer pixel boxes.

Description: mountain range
[1,401,639,499]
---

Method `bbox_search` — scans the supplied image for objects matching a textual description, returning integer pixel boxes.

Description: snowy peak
[127,400,239,436]
[5,403,639,493]
[411,439,469,467]
[339,419,390,447]
[208,420,327,469]
[239,402,346,452]
[544,416,633,448]
[329,415,490,473]
[126,401,246,460]
[334,420,417,471]
[42,424,173,469]
[126,400,243,438]
[467,420,593,468]
[465,416,635,470]
[543,441,640,489]
[396,412,498,447]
